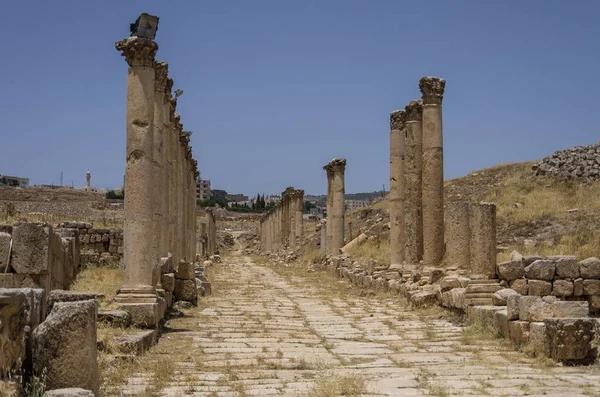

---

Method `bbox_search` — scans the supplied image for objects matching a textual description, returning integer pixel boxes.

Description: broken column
[115,28,160,327]
[404,100,423,266]
[469,203,497,279]
[419,77,446,267]
[319,219,327,256]
[444,202,471,269]
[389,110,406,266]
[324,159,346,255]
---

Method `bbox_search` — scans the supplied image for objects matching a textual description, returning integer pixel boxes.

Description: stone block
[175,262,195,280]
[440,277,460,292]
[429,269,445,284]
[114,329,156,355]
[0,292,27,377]
[0,288,46,333]
[11,223,52,275]
[161,273,175,292]
[160,256,174,274]
[468,306,504,328]
[32,300,98,394]
[528,279,552,296]
[580,257,600,279]
[552,280,574,297]
[509,279,527,295]
[523,256,542,266]
[174,279,198,303]
[117,303,159,329]
[529,322,549,357]
[589,295,600,313]
[497,261,524,281]
[98,310,131,328]
[0,232,11,272]
[583,279,600,295]
[524,260,555,281]
[507,294,521,320]
[574,278,584,296]
[519,296,545,321]
[492,288,520,306]
[508,320,530,346]
[493,309,508,336]
[554,256,580,279]
[544,318,596,361]
[519,296,589,321]
[48,290,103,313]
[43,388,95,397]
[410,290,437,307]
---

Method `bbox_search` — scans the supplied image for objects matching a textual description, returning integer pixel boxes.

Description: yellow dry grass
[345,233,390,265]
[70,266,122,308]
[307,372,367,397]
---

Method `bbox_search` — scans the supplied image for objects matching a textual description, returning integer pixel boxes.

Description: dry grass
[345,233,390,265]
[299,246,323,264]
[70,266,122,308]
[307,372,367,397]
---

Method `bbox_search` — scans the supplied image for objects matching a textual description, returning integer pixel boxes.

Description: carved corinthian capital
[419,77,445,105]
[390,110,406,131]
[323,158,347,173]
[115,37,158,68]
[154,61,168,93]
[405,100,423,121]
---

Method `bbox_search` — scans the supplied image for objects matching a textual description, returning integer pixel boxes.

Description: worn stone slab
[114,330,157,355]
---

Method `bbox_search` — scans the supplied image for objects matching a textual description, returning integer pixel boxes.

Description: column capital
[419,76,446,105]
[405,100,423,121]
[154,61,168,93]
[323,158,347,173]
[390,109,406,131]
[165,77,174,101]
[115,37,158,68]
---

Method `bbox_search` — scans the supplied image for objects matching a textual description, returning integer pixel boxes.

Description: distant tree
[303,201,315,213]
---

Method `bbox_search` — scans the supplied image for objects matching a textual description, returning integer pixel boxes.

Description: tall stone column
[419,77,446,267]
[389,110,406,266]
[153,62,168,264]
[445,202,470,269]
[469,203,497,279]
[295,190,304,247]
[324,168,334,255]
[320,220,327,256]
[189,164,197,262]
[324,158,346,255]
[177,132,186,264]
[115,36,159,327]
[404,100,423,265]
[166,89,176,261]
[170,112,182,266]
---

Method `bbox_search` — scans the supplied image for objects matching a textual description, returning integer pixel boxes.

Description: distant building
[196,175,211,202]
[211,189,227,200]
[264,195,281,205]
[0,174,29,187]
[227,193,248,202]
[345,199,368,211]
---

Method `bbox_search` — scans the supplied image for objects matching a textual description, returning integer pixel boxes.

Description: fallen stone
[583,279,600,295]
[524,260,555,281]
[0,232,11,272]
[114,330,156,355]
[528,279,552,296]
[544,318,596,361]
[429,269,445,284]
[175,262,195,280]
[529,322,549,357]
[32,300,99,394]
[574,278,584,296]
[519,296,589,321]
[554,256,580,279]
[509,279,527,295]
[494,309,508,336]
[47,290,103,313]
[508,320,530,345]
[411,291,437,307]
[492,288,520,306]
[552,280,574,297]
[507,294,521,320]
[43,388,95,397]
[11,223,52,275]
[161,273,175,292]
[98,310,131,328]
[497,261,524,281]
[0,292,27,377]
[580,257,600,279]
[523,256,542,266]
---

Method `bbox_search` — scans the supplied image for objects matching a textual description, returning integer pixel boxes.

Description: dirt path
[112,252,600,396]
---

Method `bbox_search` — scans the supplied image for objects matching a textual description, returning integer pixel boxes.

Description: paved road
[116,252,600,396]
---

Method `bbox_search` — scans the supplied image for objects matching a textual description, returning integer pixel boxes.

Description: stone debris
[533,143,600,182]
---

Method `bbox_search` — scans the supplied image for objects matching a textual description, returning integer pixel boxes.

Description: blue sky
[1,1,599,195]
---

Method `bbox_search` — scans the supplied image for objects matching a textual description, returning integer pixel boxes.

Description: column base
[116,285,160,328]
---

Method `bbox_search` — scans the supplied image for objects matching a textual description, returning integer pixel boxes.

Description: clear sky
[1,1,599,196]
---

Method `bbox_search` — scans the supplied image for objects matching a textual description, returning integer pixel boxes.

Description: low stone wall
[497,253,600,314]
[319,254,599,363]
[57,222,123,265]
[0,223,81,293]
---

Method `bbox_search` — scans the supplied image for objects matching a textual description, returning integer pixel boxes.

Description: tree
[303,200,315,213]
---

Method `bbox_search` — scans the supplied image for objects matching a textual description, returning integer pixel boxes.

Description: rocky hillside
[533,143,600,182]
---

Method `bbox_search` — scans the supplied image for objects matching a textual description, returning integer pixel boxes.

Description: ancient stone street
[113,251,600,396]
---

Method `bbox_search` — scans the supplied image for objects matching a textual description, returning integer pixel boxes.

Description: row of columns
[389,77,445,268]
[260,188,304,253]
[115,29,198,327]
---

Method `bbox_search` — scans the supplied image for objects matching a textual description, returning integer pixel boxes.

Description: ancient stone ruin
[260,187,304,252]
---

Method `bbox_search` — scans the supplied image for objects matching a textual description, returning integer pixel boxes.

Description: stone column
[177,131,186,264]
[404,100,423,266]
[166,88,176,260]
[295,190,304,247]
[324,158,346,255]
[324,167,334,255]
[445,202,470,269]
[320,220,327,256]
[189,164,197,262]
[153,61,167,265]
[419,77,446,267]
[389,110,406,266]
[469,203,497,279]
[115,36,159,327]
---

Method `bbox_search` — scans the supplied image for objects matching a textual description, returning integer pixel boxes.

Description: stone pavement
[110,252,600,396]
